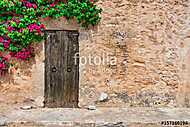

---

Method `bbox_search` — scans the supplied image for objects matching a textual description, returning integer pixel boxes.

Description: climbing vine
[0,0,102,75]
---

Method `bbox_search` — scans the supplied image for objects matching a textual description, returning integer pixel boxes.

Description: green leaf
[11,21,17,27]
[0,43,4,51]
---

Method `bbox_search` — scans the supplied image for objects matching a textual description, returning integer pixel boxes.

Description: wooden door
[44,30,79,108]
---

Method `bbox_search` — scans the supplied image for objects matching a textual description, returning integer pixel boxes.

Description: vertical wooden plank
[44,31,55,107]
[45,31,62,107]
[62,31,70,106]
[68,31,79,107]
[44,30,79,108]
[63,31,79,107]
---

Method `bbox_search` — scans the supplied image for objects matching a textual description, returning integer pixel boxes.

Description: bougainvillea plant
[0,0,102,75]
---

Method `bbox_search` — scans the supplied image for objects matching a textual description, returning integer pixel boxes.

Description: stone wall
[79,0,190,107]
[1,0,190,108]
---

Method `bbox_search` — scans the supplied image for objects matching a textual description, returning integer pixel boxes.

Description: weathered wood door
[44,30,79,108]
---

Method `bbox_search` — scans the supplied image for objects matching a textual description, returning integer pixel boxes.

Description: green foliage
[0,0,102,73]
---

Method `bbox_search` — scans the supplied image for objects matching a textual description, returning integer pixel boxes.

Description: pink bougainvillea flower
[40,24,46,29]
[28,23,38,32]
[23,1,38,9]
[23,1,33,8]
[50,3,55,7]
[18,28,24,33]
[0,36,11,49]
[0,37,3,42]
[4,54,11,61]
[13,47,34,60]
[0,56,8,70]
[3,39,11,49]
[8,26,15,32]
[28,23,45,34]
[15,19,21,24]
[33,4,37,9]
[3,43,9,49]
[0,63,6,69]
[27,2,33,8]
[15,51,31,60]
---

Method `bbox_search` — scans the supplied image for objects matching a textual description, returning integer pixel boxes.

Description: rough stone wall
[79,0,190,107]
[1,0,190,108]
[0,43,44,110]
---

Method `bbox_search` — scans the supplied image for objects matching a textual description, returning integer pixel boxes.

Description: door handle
[67,67,72,72]
[51,66,57,72]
